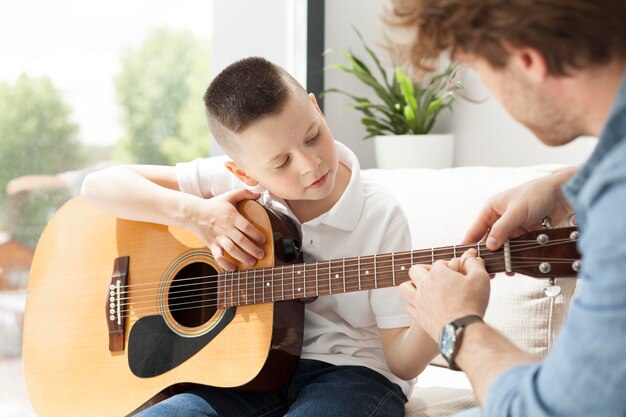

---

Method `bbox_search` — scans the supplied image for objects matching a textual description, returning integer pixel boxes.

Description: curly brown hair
[389,0,626,76]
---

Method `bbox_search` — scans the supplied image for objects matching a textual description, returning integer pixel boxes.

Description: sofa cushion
[406,386,476,417]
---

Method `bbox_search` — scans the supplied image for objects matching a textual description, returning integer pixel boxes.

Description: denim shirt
[460,71,626,417]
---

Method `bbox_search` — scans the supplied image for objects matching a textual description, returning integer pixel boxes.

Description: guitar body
[23,198,304,417]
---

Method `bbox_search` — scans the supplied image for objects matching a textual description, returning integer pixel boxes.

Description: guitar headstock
[507,226,580,278]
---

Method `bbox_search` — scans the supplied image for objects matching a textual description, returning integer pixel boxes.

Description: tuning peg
[569,214,577,227]
[544,278,562,298]
[542,216,552,229]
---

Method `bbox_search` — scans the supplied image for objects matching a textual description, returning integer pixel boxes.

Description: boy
[82,57,437,416]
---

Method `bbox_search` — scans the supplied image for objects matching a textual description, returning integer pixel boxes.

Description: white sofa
[364,165,578,417]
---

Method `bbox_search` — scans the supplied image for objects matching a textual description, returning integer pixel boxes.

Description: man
[393,1,626,416]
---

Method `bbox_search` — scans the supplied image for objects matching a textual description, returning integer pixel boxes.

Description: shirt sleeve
[176,155,248,198]
[370,210,414,329]
[482,153,626,417]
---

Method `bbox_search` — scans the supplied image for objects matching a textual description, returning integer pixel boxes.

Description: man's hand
[398,249,491,340]
[463,167,576,250]
[186,189,267,271]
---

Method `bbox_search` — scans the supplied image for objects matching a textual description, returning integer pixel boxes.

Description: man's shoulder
[587,137,626,190]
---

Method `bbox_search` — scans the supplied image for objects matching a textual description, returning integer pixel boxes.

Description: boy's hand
[187,189,267,271]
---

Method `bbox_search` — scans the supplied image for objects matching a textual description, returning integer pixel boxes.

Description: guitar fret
[328,260,332,294]
[357,256,361,290]
[315,262,319,296]
[271,266,275,301]
[298,264,307,297]
[431,247,435,264]
[453,244,457,258]
[281,265,285,300]
[374,254,378,288]
[292,265,295,299]
[392,252,396,286]
[342,258,346,293]
[253,269,257,304]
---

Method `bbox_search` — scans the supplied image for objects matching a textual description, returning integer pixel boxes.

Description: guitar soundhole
[169,262,218,328]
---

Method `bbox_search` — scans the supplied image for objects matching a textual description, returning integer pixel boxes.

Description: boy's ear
[224,161,259,187]
[309,93,325,117]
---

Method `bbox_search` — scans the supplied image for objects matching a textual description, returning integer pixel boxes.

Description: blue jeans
[135,359,406,417]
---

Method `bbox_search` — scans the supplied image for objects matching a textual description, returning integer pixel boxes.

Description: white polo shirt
[177,142,415,397]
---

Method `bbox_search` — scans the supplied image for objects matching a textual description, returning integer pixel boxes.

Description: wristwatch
[439,314,483,371]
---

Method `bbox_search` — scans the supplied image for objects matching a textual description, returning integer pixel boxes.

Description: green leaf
[352,26,392,91]
[324,27,459,138]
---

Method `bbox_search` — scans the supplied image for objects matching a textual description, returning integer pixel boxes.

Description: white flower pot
[374,134,455,169]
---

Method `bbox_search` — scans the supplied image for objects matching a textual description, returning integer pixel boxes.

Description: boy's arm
[82,165,184,219]
[372,214,439,381]
[81,164,266,270]
[380,320,439,381]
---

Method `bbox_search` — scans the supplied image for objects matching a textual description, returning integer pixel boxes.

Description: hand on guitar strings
[186,189,267,271]
[398,249,491,341]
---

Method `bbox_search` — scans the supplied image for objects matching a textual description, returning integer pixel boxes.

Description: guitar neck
[219,242,500,307]
[219,225,582,308]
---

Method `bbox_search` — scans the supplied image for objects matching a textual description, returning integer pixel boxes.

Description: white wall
[324,0,595,168]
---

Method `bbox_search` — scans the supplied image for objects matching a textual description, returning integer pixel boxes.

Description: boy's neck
[287,162,351,223]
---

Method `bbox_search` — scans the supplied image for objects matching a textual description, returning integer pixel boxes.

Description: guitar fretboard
[218,243,498,307]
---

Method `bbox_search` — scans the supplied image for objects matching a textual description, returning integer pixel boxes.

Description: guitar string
[115,237,576,297]
[122,257,578,309]
[115,258,579,319]
[114,238,576,304]
[114,260,566,318]
[112,239,578,317]
[114,247,572,308]
[108,242,574,313]
[117,238,565,294]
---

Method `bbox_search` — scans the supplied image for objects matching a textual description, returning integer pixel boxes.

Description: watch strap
[451,314,483,329]
[447,314,483,371]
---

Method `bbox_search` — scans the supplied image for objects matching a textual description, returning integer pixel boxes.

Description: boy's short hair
[389,0,626,76]
[204,57,305,153]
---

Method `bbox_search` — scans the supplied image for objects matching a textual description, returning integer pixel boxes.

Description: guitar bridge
[106,256,129,352]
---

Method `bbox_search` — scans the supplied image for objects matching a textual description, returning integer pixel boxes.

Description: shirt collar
[564,70,626,200]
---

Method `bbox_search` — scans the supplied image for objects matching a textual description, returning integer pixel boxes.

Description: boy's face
[226,90,339,202]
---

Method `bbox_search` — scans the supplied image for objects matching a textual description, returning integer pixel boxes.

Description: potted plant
[324,28,457,169]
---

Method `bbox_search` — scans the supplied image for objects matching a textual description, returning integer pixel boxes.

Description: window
[0,1,214,414]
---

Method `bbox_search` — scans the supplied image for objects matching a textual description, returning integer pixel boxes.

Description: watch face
[439,323,457,360]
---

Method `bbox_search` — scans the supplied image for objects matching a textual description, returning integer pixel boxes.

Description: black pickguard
[128,308,235,378]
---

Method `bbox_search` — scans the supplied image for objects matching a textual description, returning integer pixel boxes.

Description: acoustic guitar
[23,197,580,416]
